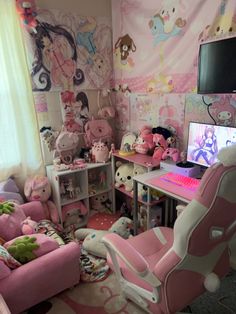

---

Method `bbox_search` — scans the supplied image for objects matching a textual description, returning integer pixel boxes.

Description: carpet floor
[27,270,236,314]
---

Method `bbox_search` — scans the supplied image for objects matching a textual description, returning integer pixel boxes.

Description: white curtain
[0,0,44,187]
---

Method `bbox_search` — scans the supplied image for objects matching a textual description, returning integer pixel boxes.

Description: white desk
[133,169,195,234]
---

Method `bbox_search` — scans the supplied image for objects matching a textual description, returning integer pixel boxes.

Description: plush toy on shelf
[133,164,148,198]
[133,125,154,155]
[91,140,109,163]
[24,175,59,224]
[115,162,134,192]
[152,126,172,161]
[54,130,80,165]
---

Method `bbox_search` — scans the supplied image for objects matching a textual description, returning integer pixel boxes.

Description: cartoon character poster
[112,0,236,93]
[60,90,90,133]
[27,9,112,91]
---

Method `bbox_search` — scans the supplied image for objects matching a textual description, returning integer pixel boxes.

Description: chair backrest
[154,148,236,313]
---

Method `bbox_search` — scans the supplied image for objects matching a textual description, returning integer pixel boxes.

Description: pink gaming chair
[103,145,236,313]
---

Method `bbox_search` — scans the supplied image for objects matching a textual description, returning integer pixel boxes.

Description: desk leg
[164,198,169,227]
[133,180,138,235]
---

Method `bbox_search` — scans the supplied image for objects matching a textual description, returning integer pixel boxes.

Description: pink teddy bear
[24,175,59,224]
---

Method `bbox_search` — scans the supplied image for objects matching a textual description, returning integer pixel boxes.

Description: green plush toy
[7,236,39,264]
[0,201,15,215]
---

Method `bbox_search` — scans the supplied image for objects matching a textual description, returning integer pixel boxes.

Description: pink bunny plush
[24,175,59,224]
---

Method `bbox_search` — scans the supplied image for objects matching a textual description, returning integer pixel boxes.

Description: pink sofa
[0,201,81,314]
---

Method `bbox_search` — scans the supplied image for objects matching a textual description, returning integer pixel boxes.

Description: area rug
[27,270,236,314]
[28,272,145,314]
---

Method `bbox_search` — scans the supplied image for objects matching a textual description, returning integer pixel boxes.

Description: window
[0,0,43,182]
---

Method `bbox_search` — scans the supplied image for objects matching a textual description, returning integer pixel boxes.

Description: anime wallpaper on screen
[187,122,236,168]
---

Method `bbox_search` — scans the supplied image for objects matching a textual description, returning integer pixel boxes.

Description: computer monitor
[187,122,236,168]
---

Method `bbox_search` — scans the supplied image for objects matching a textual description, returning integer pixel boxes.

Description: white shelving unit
[112,151,166,232]
[46,162,113,229]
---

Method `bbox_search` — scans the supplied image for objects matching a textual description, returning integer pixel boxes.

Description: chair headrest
[217,144,236,167]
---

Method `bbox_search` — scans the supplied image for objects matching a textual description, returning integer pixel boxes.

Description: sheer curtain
[0,0,44,186]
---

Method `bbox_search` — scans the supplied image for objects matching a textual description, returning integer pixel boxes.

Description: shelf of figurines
[46,161,113,228]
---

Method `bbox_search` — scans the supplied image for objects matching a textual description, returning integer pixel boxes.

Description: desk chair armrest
[103,233,161,287]
[103,233,148,276]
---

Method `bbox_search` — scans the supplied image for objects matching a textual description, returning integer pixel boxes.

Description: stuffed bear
[115,162,134,192]
[75,217,133,258]
[24,175,59,224]
[133,164,148,198]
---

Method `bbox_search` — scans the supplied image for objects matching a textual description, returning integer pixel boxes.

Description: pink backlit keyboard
[159,172,200,192]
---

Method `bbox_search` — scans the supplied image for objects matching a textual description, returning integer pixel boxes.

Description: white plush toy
[133,164,147,198]
[115,161,134,192]
[75,217,133,258]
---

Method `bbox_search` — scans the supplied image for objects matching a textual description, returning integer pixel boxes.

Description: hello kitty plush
[24,175,59,224]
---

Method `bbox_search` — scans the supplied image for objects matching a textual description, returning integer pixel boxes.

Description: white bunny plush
[75,217,133,258]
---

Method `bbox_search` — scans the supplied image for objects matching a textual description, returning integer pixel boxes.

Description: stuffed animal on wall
[115,162,134,192]
[54,131,79,165]
[75,217,133,258]
[24,175,59,224]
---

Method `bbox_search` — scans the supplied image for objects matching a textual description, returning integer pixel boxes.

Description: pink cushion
[4,234,59,258]
[0,204,26,241]
[0,260,11,279]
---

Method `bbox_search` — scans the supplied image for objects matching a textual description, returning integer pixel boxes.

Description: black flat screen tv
[197,36,236,94]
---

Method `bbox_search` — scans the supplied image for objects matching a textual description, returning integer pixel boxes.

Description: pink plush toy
[152,133,168,161]
[133,126,154,155]
[21,216,38,235]
[24,175,59,224]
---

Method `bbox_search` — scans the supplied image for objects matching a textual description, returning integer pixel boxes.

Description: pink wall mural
[112,0,236,94]
[112,0,236,152]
